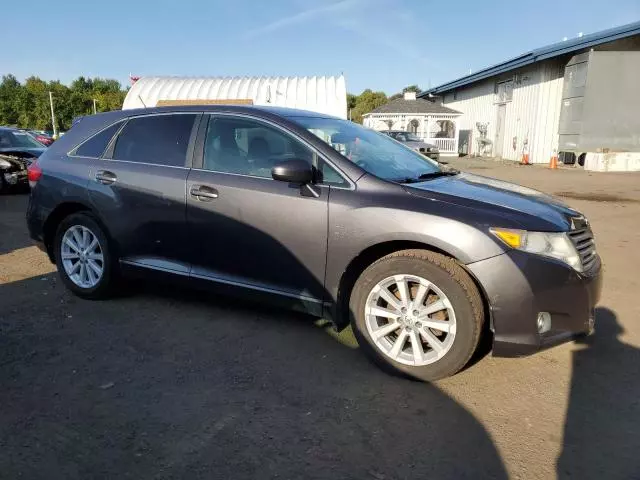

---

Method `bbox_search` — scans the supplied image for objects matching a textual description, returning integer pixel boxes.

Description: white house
[362,91,462,155]
[420,21,640,171]
[123,75,348,119]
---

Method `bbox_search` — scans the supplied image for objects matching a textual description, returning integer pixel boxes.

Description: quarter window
[203,116,313,178]
[74,122,123,158]
[317,159,349,187]
[112,114,197,167]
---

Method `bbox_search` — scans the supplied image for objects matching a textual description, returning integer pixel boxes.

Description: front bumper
[466,250,603,357]
[422,151,440,161]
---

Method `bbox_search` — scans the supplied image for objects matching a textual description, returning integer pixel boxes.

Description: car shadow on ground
[557,306,640,479]
[0,272,508,479]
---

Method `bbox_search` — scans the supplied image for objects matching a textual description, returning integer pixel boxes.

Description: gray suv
[26,105,602,381]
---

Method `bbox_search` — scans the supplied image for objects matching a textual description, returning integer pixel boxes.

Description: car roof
[117,104,340,120]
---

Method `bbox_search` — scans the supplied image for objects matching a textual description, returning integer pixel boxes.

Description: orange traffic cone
[520,146,530,165]
[549,149,558,169]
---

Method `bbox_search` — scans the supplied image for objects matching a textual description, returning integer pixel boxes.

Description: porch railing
[424,137,456,153]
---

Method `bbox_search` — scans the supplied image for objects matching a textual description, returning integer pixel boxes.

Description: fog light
[537,312,551,334]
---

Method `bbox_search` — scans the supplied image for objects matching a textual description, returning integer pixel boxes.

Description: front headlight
[491,228,582,272]
[0,159,12,168]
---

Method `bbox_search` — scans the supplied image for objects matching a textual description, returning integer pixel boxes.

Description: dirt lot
[1,160,639,479]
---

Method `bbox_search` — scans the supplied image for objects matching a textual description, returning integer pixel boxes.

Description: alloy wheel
[364,274,457,366]
[60,225,104,288]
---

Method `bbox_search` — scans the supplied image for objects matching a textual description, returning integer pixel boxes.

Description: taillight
[27,161,42,187]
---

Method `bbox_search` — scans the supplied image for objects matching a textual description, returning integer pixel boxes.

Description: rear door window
[74,122,123,158]
[112,114,197,167]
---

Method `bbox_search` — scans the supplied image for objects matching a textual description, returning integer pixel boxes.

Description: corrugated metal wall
[123,76,348,119]
[531,60,564,164]
[441,60,565,163]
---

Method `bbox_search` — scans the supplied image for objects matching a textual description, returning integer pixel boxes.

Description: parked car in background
[381,130,440,161]
[27,106,602,381]
[25,130,54,146]
[0,127,46,192]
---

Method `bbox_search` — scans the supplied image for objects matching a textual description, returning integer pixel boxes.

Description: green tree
[22,76,50,129]
[403,85,421,94]
[0,74,127,131]
[388,85,422,102]
[350,89,387,124]
[0,75,22,126]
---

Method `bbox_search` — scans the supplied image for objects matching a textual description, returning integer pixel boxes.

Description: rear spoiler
[71,116,85,127]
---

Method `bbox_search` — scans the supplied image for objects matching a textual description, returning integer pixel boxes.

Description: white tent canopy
[123,75,348,119]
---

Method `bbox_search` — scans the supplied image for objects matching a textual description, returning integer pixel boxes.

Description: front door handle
[190,185,219,201]
[95,170,117,185]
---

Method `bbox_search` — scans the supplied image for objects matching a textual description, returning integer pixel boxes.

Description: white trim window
[495,80,514,103]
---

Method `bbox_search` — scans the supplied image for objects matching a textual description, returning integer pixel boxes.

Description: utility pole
[49,91,58,138]
[93,98,97,114]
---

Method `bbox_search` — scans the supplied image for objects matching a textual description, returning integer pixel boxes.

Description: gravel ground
[1,160,639,479]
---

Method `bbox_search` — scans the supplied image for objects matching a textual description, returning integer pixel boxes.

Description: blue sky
[2,0,638,94]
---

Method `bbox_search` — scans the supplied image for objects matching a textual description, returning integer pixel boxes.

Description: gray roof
[421,20,640,95]
[367,98,461,115]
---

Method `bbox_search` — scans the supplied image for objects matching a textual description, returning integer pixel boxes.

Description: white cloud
[243,0,438,71]
[244,0,366,39]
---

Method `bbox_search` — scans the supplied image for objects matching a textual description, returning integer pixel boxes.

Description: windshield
[0,130,44,149]
[403,133,422,142]
[288,116,440,181]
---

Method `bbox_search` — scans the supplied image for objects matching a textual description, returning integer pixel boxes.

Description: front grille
[568,228,597,271]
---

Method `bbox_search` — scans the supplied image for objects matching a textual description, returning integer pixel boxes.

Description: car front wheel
[350,249,484,381]
[54,212,116,299]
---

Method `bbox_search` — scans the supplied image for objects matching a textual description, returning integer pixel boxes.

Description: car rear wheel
[350,249,484,381]
[54,213,116,299]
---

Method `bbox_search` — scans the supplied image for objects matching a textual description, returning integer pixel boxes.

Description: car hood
[405,172,580,231]
[0,147,46,158]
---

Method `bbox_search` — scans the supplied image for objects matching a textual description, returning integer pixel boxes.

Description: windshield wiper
[392,169,459,184]
[417,169,459,180]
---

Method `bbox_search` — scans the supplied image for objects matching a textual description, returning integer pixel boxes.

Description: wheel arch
[333,240,492,338]
[43,202,112,262]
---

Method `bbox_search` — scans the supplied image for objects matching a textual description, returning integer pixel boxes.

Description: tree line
[0,74,127,132]
[0,73,421,131]
[347,85,421,123]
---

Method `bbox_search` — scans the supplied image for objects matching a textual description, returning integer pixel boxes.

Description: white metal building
[421,21,640,170]
[123,75,348,119]
[362,92,462,155]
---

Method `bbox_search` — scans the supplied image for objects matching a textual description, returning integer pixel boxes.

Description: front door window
[203,116,313,178]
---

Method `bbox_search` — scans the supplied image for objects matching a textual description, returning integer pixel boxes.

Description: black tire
[350,249,484,381]
[53,212,117,299]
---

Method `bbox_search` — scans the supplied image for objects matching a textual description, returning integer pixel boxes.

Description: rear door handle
[95,170,117,185]
[190,185,219,201]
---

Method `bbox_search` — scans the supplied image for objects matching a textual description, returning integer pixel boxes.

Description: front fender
[324,186,507,309]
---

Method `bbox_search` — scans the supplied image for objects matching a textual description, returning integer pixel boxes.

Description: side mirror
[271,159,313,184]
